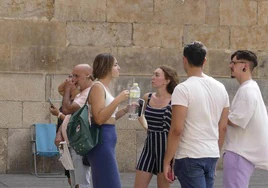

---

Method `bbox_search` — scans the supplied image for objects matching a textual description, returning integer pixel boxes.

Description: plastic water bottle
[128,83,140,120]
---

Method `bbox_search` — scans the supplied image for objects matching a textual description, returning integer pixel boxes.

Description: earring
[243,68,246,72]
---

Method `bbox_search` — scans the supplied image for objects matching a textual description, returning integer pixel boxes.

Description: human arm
[89,84,129,125]
[61,80,80,114]
[54,125,63,147]
[163,105,187,183]
[58,81,66,96]
[137,93,149,130]
[227,119,239,128]
[138,114,148,130]
[218,107,229,151]
[49,105,65,121]
[115,105,129,120]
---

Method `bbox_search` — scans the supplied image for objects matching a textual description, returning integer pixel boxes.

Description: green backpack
[67,93,101,156]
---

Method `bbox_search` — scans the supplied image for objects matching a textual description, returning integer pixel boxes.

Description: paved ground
[0,169,268,188]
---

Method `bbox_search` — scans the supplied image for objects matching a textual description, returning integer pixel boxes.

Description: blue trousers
[86,124,121,188]
[174,157,218,188]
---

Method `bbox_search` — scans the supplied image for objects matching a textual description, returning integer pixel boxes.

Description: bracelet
[58,112,63,119]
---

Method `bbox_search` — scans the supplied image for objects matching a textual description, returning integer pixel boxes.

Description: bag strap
[84,88,91,106]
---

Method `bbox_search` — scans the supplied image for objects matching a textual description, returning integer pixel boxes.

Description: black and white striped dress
[136,93,172,174]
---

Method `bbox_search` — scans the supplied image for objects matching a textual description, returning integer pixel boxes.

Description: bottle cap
[133,83,138,86]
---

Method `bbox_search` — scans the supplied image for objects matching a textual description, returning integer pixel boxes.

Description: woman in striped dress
[134,65,179,188]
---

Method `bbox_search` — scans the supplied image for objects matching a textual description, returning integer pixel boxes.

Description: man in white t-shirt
[223,50,268,188]
[163,41,229,188]
[61,64,93,188]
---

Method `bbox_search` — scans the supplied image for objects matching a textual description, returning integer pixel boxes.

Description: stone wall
[0,0,267,173]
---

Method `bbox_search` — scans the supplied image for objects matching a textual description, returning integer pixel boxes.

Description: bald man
[60,64,93,188]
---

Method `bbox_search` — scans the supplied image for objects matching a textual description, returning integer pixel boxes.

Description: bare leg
[157,172,170,188]
[134,170,153,188]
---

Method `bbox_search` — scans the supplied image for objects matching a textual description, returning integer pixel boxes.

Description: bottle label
[130,90,140,98]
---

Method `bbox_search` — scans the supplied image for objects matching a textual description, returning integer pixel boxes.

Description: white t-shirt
[172,75,229,159]
[224,80,268,170]
[73,87,90,107]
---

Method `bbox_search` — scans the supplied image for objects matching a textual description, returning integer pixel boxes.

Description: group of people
[49,41,268,188]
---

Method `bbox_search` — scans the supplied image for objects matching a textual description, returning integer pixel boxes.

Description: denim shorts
[174,157,218,188]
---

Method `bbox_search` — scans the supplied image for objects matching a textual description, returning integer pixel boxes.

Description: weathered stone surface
[116,130,136,172]
[107,0,154,23]
[0,44,11,71]
[7,128,62,174]
[154,0,206,24]
[23,102,51,128]
[159,48,186,76]
[67,22,132,47]
[0,0,54,20]
[117,47,160,75]
[0,73,45,101]
[230,26,268,50]
[54,0,106,22]
[257,52,268,78]
[133,24,183,48]
[7,129,31,173]
[0,102,22,129]
[11,46,63,73]
[257,79,268,106]
[220,0,257,26]
[0,129,8,174]
[258,1,268,26]
[136,130,147,163]
[0,20,66,46]
[184,25,230,49]
[217,78,239,102]
[208,50,233,77]
[57,46,117,74]
[205,0,220,25]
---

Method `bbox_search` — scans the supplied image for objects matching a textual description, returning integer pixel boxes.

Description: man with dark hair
[223,50,268,188]
[163,41,229,188]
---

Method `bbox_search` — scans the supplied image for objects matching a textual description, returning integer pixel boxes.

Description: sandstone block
[0,73,45,101]
[57,46,117,74]
[256,79,268,106]
[220,0,257,26]
[116,130,136,172]
[217,78,239,102]
[133,24,182,48]
[0,102,22,129]
[7,129,31,173]
[0,20,66,46]
[55,0,106,22]
[0,0,53,20]
[205,0,220,25]
[208,50,232,77]
[11,46,64,73]
[67,22,132,47]
[107,0,154,23]
[23,102,51,128]
[184,25,230,49]
[0,44,11,71]
[258,1,268,26]
[0,129,8,174]
[154,0,205,24]
[230,26,268,50]
[257,52,268,78]
[159,48,186,76]
[117,47,160,75]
